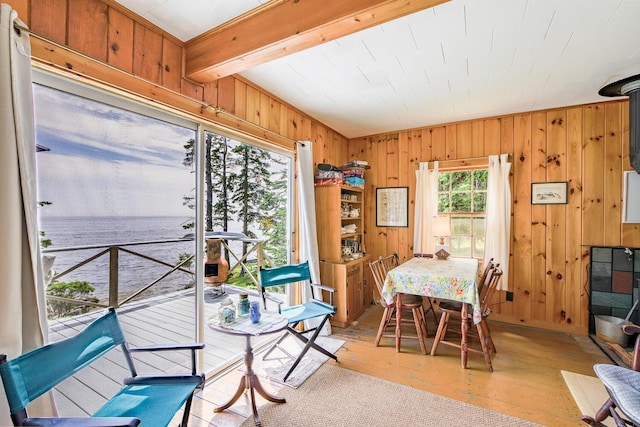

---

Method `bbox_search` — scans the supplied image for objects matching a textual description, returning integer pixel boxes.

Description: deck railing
[42,235,274,315]
[42,238,196,311]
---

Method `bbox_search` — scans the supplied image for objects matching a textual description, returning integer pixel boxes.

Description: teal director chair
[259,261,338,382]
[0,307,205,427]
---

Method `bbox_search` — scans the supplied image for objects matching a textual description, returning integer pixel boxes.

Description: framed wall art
[376,187,408,227]
[531,182,568,205]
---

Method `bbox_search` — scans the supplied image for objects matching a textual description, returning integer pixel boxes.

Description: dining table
[381,256,480,368]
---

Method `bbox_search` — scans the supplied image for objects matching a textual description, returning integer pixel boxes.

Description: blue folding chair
[0,307,205,427]
[259,261,338,382]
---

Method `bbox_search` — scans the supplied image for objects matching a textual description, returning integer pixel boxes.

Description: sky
[34,84,197,217]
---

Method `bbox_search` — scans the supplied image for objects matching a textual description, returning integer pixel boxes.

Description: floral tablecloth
[382,256,481,324]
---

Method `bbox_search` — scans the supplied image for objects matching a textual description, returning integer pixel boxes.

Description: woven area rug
[562,370,614,427]
[252,335,345,388]
[241,363,544,427]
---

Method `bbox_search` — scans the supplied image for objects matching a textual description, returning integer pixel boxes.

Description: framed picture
[531,182,568,205]
[376,187,408,227]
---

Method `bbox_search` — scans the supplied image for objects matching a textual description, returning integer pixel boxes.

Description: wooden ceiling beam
[185,0,449,83]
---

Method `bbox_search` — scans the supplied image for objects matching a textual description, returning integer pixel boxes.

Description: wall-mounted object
[531,182,568,205]
[599,74,640,174]
[623,171,640,223]
[376,187,408,227]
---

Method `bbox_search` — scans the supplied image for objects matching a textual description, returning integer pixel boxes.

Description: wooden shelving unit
[315,184,371,327]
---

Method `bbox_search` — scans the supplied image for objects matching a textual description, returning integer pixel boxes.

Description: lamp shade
[432,216,451,237]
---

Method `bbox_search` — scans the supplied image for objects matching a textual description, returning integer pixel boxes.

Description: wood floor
[193,303,613,427]
[330,304,612,427]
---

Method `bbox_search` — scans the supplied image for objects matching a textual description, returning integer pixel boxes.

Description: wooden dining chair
[369,255,428,354]
[430,266,503,371]
[383,254,438,328]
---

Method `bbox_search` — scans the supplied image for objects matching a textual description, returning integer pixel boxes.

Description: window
[437,169,488,258]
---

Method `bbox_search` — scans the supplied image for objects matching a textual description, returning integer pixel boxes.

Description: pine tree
[228,144,273,256]
[182,133,235,231]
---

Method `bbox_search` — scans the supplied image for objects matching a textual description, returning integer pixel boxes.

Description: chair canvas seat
[93,380,202,425]
[282,301,334,325]
[259,261,338,383]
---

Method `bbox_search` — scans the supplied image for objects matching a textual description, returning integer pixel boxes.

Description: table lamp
[432,216,451,260]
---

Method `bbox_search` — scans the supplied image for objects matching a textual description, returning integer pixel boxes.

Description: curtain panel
[413,161,439,256]
[0,3,55,421]
[483,154,512,290]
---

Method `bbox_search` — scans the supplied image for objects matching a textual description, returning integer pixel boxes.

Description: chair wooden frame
[369,254,430,354]
[430,266,503,371]
[258,261,338,382]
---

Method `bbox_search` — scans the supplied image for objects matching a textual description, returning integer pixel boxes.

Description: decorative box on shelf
[315,169,344,186]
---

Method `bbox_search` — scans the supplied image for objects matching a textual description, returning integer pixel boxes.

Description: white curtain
[483,154,511,290]
[296,141,330,335]
[0,3,55,421]
[413,161,439,255]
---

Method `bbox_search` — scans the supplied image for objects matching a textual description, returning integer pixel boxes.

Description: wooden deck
[48,286,274,417]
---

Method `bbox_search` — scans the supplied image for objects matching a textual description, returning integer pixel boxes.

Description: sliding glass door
[32,71,294,386]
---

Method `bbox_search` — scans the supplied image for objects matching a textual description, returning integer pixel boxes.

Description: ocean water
[39,216,197,300]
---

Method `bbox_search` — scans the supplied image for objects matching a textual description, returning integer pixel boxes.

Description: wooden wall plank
[269,98,282,134]
[259,93,270,130]
[161,38,182,92]
[30,0,67,44]
[406,130,421,262]
[420,128,432,162]
[68,0,108,62]
[233,79,246,118]
[500,116,515,316]
[471,121,484,158]
[431,127,446,160]
[299,114,312,142]
[216,76,235,113]
[484,118,501,156]
[107,8,134,72]
[545,109,567,324]
[277,103,288,137]
[604,102,623,246]
[566,107,584,328]
[456,122,473,159]
[245,85,259,125]
[181,78,203,103]
[202,82,217,108]
[582,104,606,245]
[512,114,533,321]
[8,0,29,24]
[445,125,456,160]
[385,135,400,256]
[133,22,163,84]
[530,112,547,322]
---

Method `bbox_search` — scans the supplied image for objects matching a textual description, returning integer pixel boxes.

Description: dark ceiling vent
[599,74,640,174]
